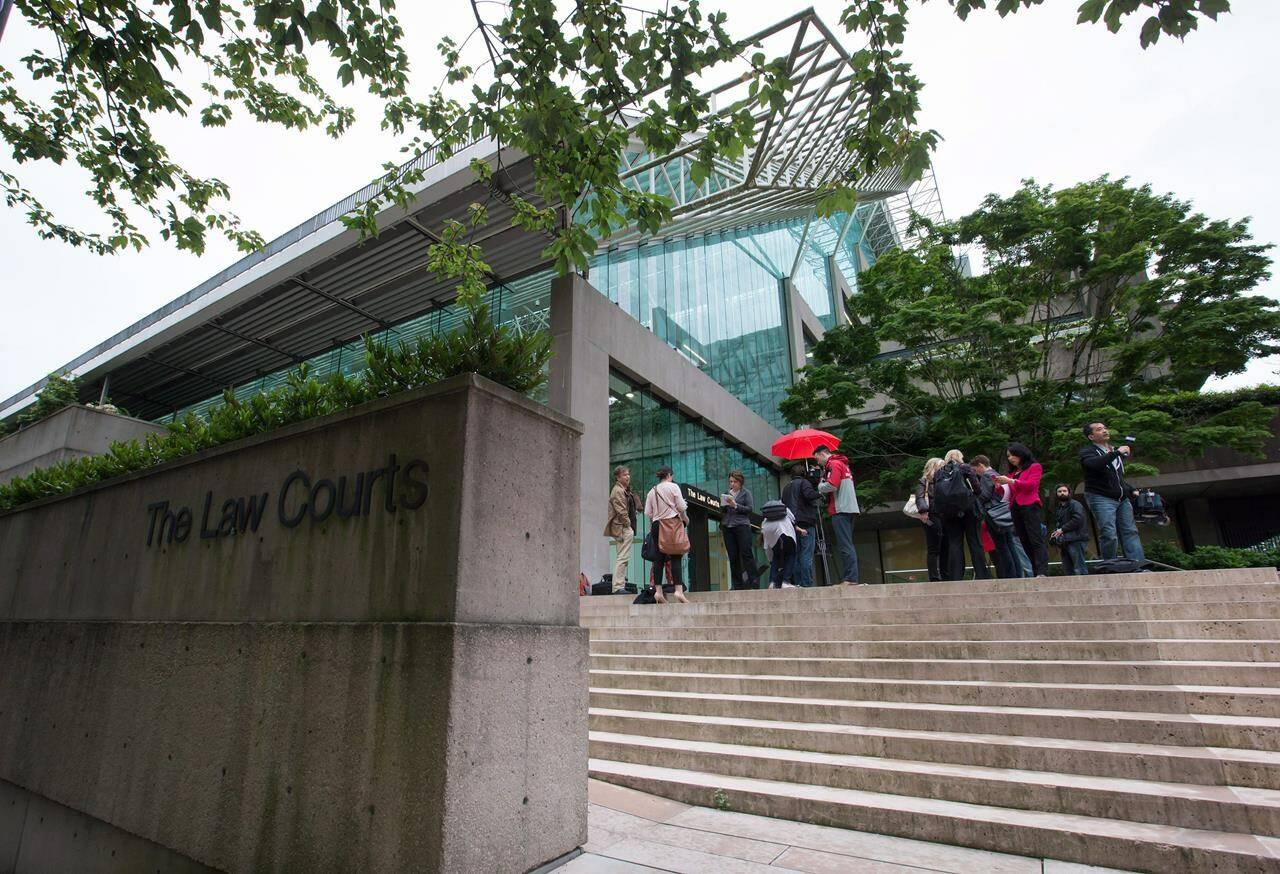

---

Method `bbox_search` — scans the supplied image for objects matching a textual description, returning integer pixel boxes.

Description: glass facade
[608,371,778,591]
[171,270,554,419]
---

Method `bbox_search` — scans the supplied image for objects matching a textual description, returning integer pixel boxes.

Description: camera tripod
[804,463,835,586]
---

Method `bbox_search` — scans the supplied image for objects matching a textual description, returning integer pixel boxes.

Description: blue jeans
[794,526,816,587]
[830,513,859,583]
[989,525,1019,579]
[1060,540,1088,575]
[1085,494,1145,561]
[1009,533,1033,577]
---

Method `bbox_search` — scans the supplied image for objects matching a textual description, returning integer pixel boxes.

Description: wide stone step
[589,637,1280,661]
[588,687,1280,750]
[589,707,1280,789]
[580,581,1280,622]
[588,668,1280,717]
[587,758,1280,872]
[616,568,1278,605]
[584,600,1280,629]
[589,732,1280,836]
[589,653,1280,688]
[590,618,1280,642]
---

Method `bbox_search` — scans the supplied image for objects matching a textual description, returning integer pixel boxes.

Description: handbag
[655,489,691,556]
[903,494,928,521]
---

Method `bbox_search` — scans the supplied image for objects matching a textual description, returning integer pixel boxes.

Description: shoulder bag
[656,490,691,555]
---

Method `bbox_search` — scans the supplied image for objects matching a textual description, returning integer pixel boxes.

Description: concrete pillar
[781,278,807,374]
[1179,497,1221,549]
[549,272,612,580]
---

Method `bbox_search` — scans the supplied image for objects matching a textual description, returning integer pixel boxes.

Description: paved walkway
[564,780,1129,874]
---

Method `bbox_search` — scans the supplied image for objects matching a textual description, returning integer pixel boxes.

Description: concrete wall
[0,404,167,485]
[548,272,785,579]
[0,374,587,873]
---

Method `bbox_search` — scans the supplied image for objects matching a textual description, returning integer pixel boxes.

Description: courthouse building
[5,10,1275,584]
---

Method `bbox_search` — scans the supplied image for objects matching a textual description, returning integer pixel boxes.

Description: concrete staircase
[579,568,1280,872]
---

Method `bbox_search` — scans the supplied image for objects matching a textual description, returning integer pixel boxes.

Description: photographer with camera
[1079,422,1145,563]
[781,464,820,587]
[1050,484,1090,575]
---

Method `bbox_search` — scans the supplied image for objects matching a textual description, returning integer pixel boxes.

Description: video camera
[802,463,825,490]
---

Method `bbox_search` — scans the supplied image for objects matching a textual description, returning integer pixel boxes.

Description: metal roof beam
[292,277,393,329]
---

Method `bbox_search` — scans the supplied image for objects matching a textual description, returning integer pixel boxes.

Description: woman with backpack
[995,443,1049,577]
[934,450,991,581]
[643,467,691,603]
[915,457,947,582]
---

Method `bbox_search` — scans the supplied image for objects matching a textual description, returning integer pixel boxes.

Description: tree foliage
[780,176,1278,507]
[2,0,1235,296]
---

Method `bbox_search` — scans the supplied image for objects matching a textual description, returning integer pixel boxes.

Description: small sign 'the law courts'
[144,453,428,547]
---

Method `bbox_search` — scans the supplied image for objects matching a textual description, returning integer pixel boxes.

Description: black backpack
[931,462,973,518]
[760,500,790,521]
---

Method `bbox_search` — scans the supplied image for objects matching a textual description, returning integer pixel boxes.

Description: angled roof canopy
[1,9,938,424]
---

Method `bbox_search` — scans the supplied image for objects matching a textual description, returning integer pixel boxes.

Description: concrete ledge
[0,404,168,485]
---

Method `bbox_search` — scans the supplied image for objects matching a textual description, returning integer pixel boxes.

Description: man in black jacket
[1079,422,1145,562]
[1051,484,1090,575]
[781,464,820,587]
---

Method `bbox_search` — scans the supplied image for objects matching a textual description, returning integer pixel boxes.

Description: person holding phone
[720,470,758,590]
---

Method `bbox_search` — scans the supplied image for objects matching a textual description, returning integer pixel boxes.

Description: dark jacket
[782,475,820,527]
[1079,443,1134,501]
[721,487,753,528]
[1054,498,1089,544]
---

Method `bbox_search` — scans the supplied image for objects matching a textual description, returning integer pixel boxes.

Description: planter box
[0,374,587,873]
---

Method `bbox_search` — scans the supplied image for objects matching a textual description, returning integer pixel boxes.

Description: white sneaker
[781,582,798,588]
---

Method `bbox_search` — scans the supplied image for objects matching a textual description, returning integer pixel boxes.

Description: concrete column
[549,272,612,580]
[829,256,855,326]
[1179,497,1221,549]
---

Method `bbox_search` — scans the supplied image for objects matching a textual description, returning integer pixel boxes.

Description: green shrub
[0,373,82,437]
[1146,539,1280,570]
[0,312,551,511]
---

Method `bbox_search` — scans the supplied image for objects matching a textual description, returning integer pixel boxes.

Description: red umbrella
[771,428,841,460]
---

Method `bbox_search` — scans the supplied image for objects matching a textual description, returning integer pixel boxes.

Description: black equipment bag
[1091,557,1151,575]
[930,462,972,518]
[632,586,657,605]
[590,581,613,595]
[621,582,638,595]
[1133,488,1166,521]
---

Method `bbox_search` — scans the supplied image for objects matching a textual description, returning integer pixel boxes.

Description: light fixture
[625,391,635,399]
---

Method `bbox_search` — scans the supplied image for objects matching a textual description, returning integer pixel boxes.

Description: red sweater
[1008,462,1043,506]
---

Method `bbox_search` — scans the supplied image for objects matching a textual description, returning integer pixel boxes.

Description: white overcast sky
[1,0,1277,403]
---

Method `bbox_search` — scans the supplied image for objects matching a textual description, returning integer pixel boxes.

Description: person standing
[644,467,690,604]
[603,465,640,593]
[971,455,1020,579]
[1079,422,1145,562]
[781,464,820,587]
[1051,484,1090,575]
[720,470,758,590]
[761,500,800,588]
[814,445,861,585]
[936,450,991,581]
[994,443,1049,577]
[915,457,947,582]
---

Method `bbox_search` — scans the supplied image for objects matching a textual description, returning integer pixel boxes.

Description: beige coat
[604,483,638,538]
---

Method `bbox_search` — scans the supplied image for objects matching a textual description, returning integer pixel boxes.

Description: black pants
[650,520,684,589]
[723,524,757,590]
[1012,503,1049,577]
[922,521,945,582]
[941,513,990,581]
